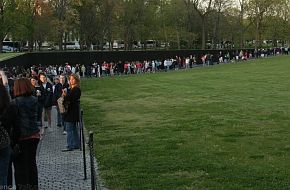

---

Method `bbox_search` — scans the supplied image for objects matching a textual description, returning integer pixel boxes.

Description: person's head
[0,73,2,85]
[30,76,39,87]
[0,84,10,115]
[39,72,47,84]
[0,69,6,85]
[69,74,80,88]
[54,77,60,84]
[59,75,66,84]
[14,78,34,97]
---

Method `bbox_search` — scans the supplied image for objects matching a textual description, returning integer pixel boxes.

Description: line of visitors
[0,69,81,189]
[2,47,288,81]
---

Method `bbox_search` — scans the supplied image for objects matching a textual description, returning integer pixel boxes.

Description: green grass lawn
[0,52,24,61]
[81,56,290,190]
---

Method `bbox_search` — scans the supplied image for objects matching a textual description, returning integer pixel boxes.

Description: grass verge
[0,53,24,62]
[82,56,290,190]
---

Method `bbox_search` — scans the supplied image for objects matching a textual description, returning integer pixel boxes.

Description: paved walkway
[37,107,106,190]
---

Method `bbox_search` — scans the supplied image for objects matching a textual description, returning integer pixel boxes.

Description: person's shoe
[40,128,44,135]
[62,131,67,135]
[57,124,62,127]
[40,134,44,140]
[61,148,73,152]
[44,125,48,129]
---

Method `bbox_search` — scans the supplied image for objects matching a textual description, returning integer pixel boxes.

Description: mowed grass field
[81,56,290,190]
[0,53,24,61]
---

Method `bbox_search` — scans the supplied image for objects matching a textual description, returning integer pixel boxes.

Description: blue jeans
[0,146,11,189]
[37,103,44,128]
[65,122,80,150]
[56,106,63,126]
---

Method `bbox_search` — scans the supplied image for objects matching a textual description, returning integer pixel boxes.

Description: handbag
[57,96,68,114]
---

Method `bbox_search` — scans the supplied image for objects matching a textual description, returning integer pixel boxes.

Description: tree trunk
[0,40,3,53]
[201,16,206,50]
[176,30,180,50]
[213,10,221,50]
[255,17,259,49]
[28,39,34,52]
[58,32,63,51]
[38,41,42,51]
[239,0,244,48]
[63,32,67,51]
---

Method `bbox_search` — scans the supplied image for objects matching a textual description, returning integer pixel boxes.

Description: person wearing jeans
[39,73,53,129]
[0,146,10,189]
[0,70,18,190]
[9,78,40,190]
[62,74,81,151]
[65,122,80,150]
[53,75,69,134]
[30,76,45,130]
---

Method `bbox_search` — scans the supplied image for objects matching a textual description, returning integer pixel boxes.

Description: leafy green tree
[183,0,215,50]
[13,0,40,51]
[158,0,197,49]
[0,0,17,52]
[209,0,233,49]
[74,0,98,50]
[49,0,75,50]
[34,1,55,50]
[98,0,118,51]
[246,0,275,49]
[263,0,290,46]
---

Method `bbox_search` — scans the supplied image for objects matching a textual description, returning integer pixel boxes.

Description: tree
[210,0,233,49]
[74,0,98,50]
[98,0,117,51]
[264,0,290,46]
[237,0,249,48]
[34,1,55,50]
[12,0,40,51]
[158,0,197,50]
[183,0,215,49]
[49,0,72,50]
[0,0,16,53]
[246,0,275,49]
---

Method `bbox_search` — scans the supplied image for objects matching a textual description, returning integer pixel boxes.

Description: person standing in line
[53,75,69,134]
[9,78,40,190]
[53,77,62,127]
[62,74,81,151]
[97,64,101,78]
[30,76,45,130]
[81,64,86,77]
[0,84,12,190]
[39,73,53,130]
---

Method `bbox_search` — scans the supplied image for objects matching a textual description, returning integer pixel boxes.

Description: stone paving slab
[37,107,107,190]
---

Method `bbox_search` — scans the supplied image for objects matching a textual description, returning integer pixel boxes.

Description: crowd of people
[0,69,81,189]
[1,47,288,80]
[0,47,288,189]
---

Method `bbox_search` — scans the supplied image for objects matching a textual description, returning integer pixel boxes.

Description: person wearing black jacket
[53,75,68,129]
[6,78,40,190]
[62,74,81,151]
[39,73,53,129]
[0,84,13,189]
[30,76,45,129]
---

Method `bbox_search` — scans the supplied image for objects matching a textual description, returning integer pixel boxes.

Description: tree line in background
[1,0,290,52]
